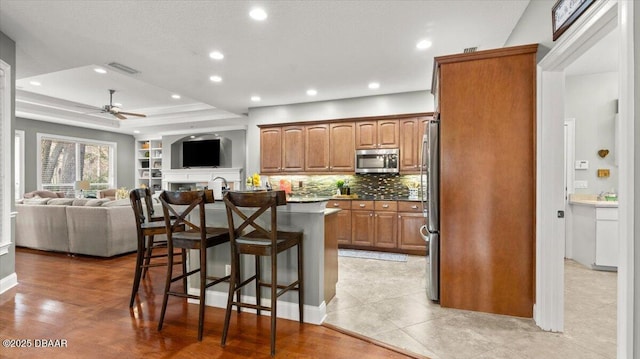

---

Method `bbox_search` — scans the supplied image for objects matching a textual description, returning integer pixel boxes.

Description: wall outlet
[225,264,231,276]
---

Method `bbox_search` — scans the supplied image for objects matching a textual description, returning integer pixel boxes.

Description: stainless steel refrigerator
[419,117,439,302]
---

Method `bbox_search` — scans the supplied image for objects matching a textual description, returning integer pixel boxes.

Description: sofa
[15,197,143,257]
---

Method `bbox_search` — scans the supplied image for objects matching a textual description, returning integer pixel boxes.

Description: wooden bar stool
[129,188,183,308]
[221,190,304,356]
[157,189,230,341]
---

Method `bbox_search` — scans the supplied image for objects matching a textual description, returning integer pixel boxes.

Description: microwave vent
[463,47,477,53]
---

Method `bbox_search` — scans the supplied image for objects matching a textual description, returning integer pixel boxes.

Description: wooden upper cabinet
[399,118,420,172]
[377,119,399,148]
[305,124,330,172]
[282,126,305,172]
[260,127,282,173]
[329,122,355,172]
[355,120,399,149]
[355,121,377,149]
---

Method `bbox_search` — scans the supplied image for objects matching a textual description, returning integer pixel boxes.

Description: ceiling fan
[102,89,146,120]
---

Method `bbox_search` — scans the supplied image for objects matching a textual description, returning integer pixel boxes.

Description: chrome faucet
[212,176,229,193]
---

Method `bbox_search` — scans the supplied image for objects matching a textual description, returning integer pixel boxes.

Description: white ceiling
[1,1,536,136]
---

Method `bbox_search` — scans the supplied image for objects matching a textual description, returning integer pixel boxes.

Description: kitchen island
[187,197,337,325]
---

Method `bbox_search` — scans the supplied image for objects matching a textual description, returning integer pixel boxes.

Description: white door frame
[536,1,634,358]
[564,118,575,259]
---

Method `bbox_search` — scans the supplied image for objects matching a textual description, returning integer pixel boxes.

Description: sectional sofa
[15,197,139,257]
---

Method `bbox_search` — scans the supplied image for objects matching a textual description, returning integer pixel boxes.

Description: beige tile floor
[325,255,616,359]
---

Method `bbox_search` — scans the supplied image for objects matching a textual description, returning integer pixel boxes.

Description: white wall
[246,90,433,175]
[565,72,619,195]
[504,0,556,53]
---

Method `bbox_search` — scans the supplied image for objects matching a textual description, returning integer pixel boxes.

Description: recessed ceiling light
[251,96,261,102]
[29,81,41,86]
[209,75,222,82]
[249,8,268,21]
[209,51,224,60]
[133,130,140,134]
[368,82,380,89]
[416,39,432,50]
[171,94,181,99]
[114,102,123,107]
[94,68,107,74]
[190,135,196,139]
[306,89,317,96]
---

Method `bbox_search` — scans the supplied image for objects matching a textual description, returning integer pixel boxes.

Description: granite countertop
[328,195,423,202]
[286,196,331,203]
[568,194,618,208]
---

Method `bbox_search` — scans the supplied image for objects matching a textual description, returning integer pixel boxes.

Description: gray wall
[15,117,136,192]
[565,72,619,194]
[246,90,433,175]
[504,0,556,55]
[0,30,16,289]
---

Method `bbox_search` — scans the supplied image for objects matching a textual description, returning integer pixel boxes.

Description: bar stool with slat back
[221,190,304,356]
[129,188,184,308]
[158,189,230,341]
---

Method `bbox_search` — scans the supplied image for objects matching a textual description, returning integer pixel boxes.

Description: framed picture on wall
[552,0,597,41]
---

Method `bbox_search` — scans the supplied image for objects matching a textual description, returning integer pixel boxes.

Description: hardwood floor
[1,248,411,358]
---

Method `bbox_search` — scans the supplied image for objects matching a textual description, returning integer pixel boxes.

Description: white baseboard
[187,288,327,325]
[0,272,18,294]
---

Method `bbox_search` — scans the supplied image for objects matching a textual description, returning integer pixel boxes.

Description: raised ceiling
[1,1,533,136]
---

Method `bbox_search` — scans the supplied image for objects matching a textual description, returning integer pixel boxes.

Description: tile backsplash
[267,174,422,198]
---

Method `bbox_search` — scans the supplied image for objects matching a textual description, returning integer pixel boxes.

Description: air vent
[107,62,140,75]
[463,47,477,53]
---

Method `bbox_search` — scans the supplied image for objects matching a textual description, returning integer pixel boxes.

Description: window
[15,130,24,199]
[37,134,116,197]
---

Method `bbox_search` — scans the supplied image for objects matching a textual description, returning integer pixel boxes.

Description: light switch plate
[574,180,588,189]
[575,160,589,170]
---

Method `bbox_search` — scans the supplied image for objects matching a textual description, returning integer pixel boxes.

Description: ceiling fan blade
[114,113,127,120]
[118,111,146,118]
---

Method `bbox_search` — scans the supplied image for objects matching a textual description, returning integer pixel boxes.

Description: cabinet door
[398,212,427,251]
[336,209,352,245]
[351,210,374,246]
[355,121,377,149]
[282,126,305,172]
[374,211,397,248]
[595,208,619,267]
[260,128,282,173]
[399,118,420,172]
[305,124,330,172]
[329,122,355,172]
[377,119,399,148]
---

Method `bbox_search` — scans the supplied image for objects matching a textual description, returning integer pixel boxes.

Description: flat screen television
[182,139,220,167]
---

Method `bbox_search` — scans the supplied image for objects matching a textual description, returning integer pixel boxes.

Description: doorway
[536,1,633,357]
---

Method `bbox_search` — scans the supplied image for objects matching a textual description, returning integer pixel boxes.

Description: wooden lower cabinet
[374,211,397,248]
[351,210,374,246]
[398,212,427,251]
[336,210,352,245]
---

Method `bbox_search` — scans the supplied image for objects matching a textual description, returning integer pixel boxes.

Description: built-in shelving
[135,139,162,193]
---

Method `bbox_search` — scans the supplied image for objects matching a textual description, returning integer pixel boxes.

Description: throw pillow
[72,199,90,206]
[47,198,75,206]
[24,190,63,199]
[102,199,130,207]
[23,197,51,205]
[84,199,110,207]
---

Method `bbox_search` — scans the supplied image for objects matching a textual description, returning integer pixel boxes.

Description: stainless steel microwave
[355,148,399,174]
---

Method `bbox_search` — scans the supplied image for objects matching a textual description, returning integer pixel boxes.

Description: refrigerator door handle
[419,224,429,242]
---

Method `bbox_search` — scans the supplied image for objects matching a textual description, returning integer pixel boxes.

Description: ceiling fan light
[94,68,107,74]
[250,8,267,21]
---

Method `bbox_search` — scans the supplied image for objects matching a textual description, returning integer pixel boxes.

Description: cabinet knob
[333,203,339,207]
[411,205,418,209]
[382,204,389,208]
[359,204,365,208]
[370,213,373,217]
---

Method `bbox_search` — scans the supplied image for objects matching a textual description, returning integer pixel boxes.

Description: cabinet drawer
[596,207,618,220]
[375,201,397,211]
[326,200,351,210]
[352,200,374,210]
[398,201,422,212]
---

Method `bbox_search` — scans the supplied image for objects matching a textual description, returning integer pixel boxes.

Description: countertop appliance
[420,118,439,302]
[355,148,399,174]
